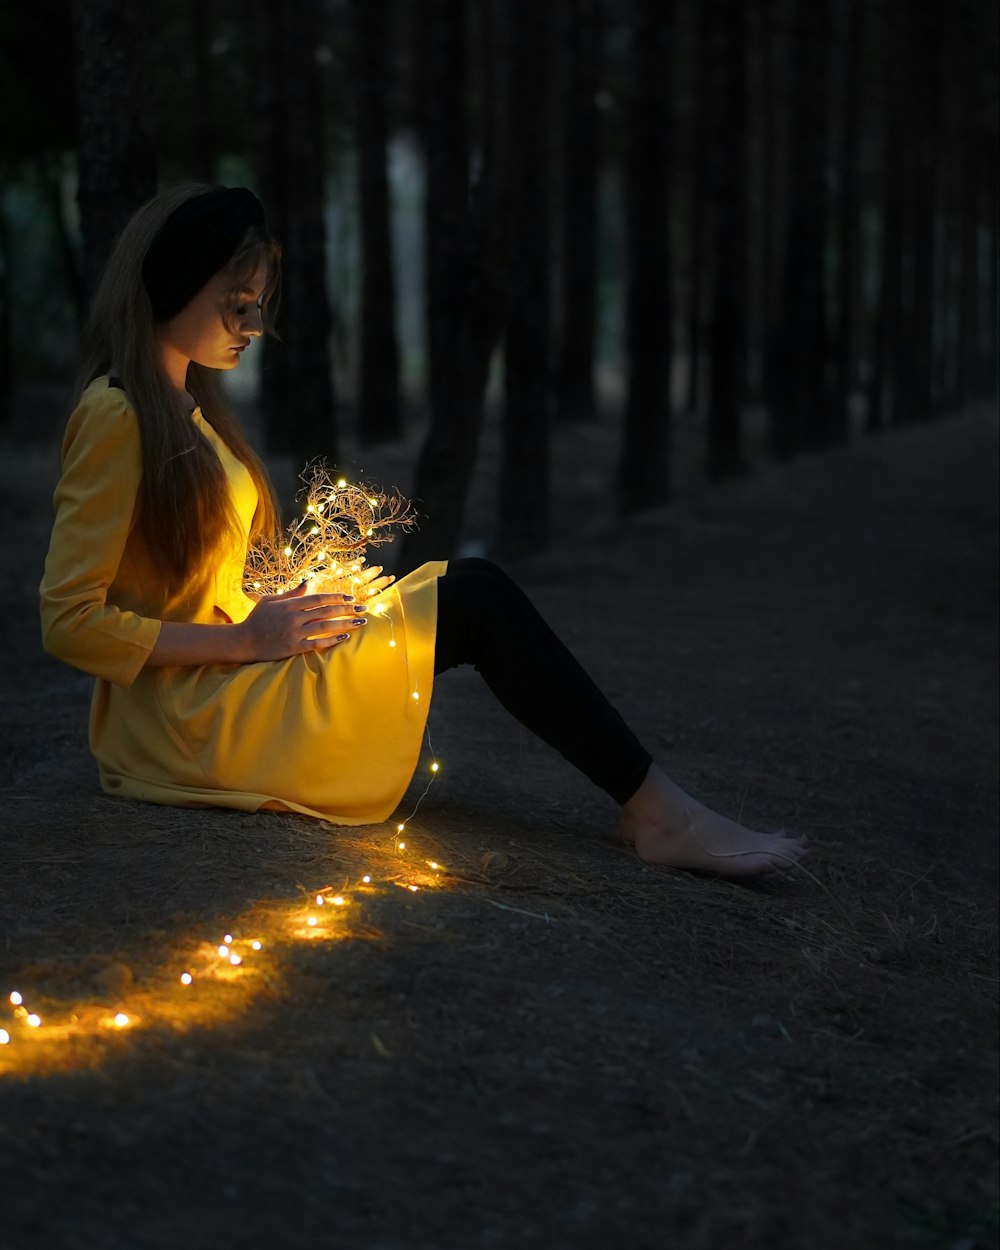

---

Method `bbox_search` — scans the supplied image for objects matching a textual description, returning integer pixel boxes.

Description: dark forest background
[0,0,997,563]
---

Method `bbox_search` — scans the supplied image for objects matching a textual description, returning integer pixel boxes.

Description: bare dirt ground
[0,396,996,1250]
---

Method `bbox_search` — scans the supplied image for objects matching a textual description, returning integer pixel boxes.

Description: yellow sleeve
[39,385,162,688]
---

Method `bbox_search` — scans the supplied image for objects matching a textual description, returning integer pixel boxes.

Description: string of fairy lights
[1,470,448,1066]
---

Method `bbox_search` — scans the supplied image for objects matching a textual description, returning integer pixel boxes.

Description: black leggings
[433,558,653,805]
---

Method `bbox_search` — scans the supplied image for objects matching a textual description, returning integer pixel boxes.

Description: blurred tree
[867,1,898,433]
[765,0,830,457]
[500,0,552,556]
[351,0,402,445]
[907,0,944,424]
[73,0,157,300]
[401,0,512,566]
[555,0,602,423]
[618,0,673,515]
[705,0,749,481]
[0,210,9,422]
[189,0,218,182]
[252,0,338,460]
[684,0,710,418]
[754,0,784,408]
[832,0,863,444]
[0,1,79,398]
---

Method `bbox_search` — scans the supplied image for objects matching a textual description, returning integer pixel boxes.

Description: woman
[40,184,805,878]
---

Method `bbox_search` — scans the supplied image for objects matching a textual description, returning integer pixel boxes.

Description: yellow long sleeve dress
[39,376,447,824]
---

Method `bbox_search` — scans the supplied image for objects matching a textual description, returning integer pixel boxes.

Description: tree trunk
[986,152,999,405]
[400,0,512,567]
[253,0,337,461]
[766,0,830,459]
[41,156,84,326]
[499,0,552,556]
[73,0,157,300]
[190,0,217,182]
[352,0,402,444]
[833,0,863,444]
[756,0,783,410]
[0,208,10,425]
[867,2,904,434]
[955,141,979,410]
[685,0,711,416]
[618,0,672,516]
[555,0,600,423]
[908,0,943,423]
[706,0,749,482]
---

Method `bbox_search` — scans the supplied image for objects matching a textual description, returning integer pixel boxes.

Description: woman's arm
[40,387,163,687]
[145,583,365,667]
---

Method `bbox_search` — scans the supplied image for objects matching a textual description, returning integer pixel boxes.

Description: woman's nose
[243,305,264,336]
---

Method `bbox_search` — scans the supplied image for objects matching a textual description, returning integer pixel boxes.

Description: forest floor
[0,394,996,1250]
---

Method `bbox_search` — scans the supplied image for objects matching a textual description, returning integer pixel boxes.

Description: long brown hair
[73,183,283,596]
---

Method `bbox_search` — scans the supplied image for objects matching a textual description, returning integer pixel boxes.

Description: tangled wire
[243,461,418,598]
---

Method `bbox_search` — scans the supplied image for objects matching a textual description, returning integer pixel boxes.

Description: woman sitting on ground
[40,184,807,879]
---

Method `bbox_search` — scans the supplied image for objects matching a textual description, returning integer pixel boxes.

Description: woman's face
[156,263,267,376]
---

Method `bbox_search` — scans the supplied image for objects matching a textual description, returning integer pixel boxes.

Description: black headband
[141,187,268,322]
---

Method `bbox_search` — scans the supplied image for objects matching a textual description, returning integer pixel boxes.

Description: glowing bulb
[0,1029,9,1045]
[362,875,371,884]
[307,916,318,927]
[389,639,396,648]
[307,504,315,512]
[316,894,325,905]
[408,885,419,893]
[397,823,405,833]
[398,842,406,851]
[431,762,440,773]
[373,602,386,615]
[253,581,261,590]
[366,528,373,537]
[218,945,229,958]
[368,497,378,505]
[230,955,242,966]
[180,972,193,986]
[9,991,22,1006]
[284,547,293,557]
[26,1014,41,1028]
[114,1013,129,1028]
[310,526,320,536]
[332,895,345,906]
[337,478,346,487]
[428,861,439,870]
[412,691,420,701]
[224,934,233,944]
[251,940,262,951]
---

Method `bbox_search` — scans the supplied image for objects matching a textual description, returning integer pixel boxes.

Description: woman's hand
[235,583,366,661]
[355,564,395,599]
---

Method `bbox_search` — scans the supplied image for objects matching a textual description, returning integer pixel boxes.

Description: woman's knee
[447,556,510,583]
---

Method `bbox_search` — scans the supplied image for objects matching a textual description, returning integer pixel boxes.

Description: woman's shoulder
[64,375,140,451]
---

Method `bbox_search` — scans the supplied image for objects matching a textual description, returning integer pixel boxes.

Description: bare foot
[619,766,808,879]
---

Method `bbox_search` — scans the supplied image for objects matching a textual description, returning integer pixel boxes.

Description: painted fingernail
[353,618,366,626]
[354,604,365,613]
[337,633,350,642]
[343,594,354,602]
